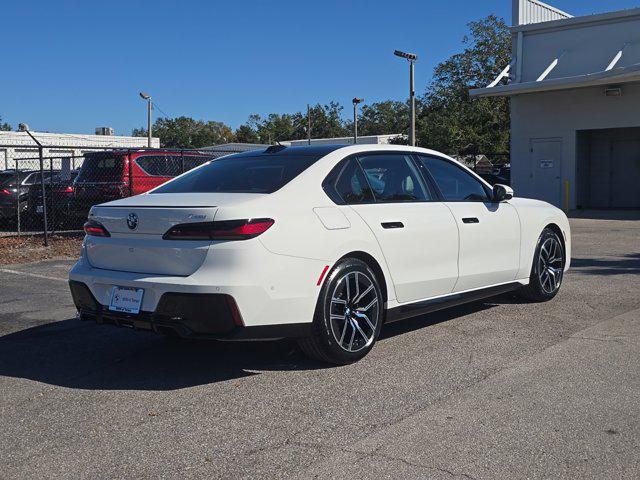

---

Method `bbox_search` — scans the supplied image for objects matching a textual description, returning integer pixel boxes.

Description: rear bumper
[69,280,311,340]
[69,241,325,329]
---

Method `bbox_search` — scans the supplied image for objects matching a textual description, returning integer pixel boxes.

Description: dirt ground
[0,234,82,265]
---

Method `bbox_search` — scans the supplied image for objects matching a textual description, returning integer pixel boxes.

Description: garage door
[585,128,640,208]
[611,139,640,208]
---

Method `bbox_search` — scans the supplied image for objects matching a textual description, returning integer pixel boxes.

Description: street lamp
[139,92,152,147]
[394,50,418,146]
[352,97,364,144]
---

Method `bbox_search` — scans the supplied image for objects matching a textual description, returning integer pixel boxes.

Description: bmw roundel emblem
[126,212,138,230]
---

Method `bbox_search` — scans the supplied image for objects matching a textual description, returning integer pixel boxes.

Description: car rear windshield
[0,173,14,186]
[76,154,124,183]
[151,154,319,194]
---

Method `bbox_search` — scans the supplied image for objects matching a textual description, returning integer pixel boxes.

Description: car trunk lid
[84,192,264,276]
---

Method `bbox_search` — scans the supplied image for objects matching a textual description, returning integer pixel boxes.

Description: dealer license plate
[109,286,144,314]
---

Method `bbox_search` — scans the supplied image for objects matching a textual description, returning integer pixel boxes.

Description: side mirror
[492,184,513,202]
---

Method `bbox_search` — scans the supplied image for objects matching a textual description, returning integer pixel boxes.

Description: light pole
[394,50,418,146]
[139,92,152,147]
[307,104,311,145]
[352,98,364,144]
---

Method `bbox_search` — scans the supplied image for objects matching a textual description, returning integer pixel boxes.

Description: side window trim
[410,153,444,202]
[321,158,348,205]
[417,154,492,203]
[324,151,482,206]
[353,155,378,204]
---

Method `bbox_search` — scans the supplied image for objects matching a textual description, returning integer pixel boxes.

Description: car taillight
[163,218,275,241]
[83,219,111,237]
[65,186,74,193]
[1,188,11,195]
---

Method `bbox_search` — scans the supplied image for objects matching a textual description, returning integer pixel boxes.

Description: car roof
[227,144,347,158]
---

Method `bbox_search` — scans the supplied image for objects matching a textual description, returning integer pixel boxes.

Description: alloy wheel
[328,271,380,353]
[538,235,564,294]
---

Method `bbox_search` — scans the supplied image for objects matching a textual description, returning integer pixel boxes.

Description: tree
[417,15,511,154]
[349,100,410,137]
[0,116,11,131]
[305,102,350,139]
[234,124,260,144]
[239,102,351,144]
[133,116,234,148]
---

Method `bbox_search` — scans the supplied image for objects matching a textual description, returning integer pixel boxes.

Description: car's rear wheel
[298,258,384,365]
[518,227,565,302]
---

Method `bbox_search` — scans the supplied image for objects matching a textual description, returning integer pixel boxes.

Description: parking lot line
[0,267,67,282]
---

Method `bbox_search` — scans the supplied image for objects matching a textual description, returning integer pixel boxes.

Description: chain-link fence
[1,143,511,244]
[0,146,239,239]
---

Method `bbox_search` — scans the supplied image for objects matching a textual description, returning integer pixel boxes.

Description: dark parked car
[70,150,216,220]
[28,170,79,227]
[0,170,45,221]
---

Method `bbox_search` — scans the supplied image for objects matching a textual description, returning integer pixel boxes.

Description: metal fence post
[49,160,55,234]
[39,146,49,246]
[128,149,133,197]
[15,166,21,237]
[180,149,185,174]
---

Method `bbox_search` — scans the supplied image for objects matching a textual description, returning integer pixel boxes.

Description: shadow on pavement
[569,210,640,221]
[0,318,322,391]
[0,294,526,391]
[571,253,640,276]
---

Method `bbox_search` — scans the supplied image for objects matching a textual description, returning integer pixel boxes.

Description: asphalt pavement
[0,212,639,479]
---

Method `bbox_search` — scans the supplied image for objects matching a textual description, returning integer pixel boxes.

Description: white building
[284,134,404,147]
[0,130,159,170]
[471,0,640,209]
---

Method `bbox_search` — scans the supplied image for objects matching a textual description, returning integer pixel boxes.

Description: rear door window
[330,158,375,204]
[135,155,182,177]
[357,154,432,202]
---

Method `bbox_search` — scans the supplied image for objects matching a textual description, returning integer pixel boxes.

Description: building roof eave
[470,63,640,97]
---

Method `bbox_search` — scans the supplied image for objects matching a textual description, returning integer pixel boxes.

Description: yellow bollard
[564,179,570,214]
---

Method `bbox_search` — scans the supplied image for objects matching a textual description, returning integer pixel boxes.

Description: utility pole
[307,104,311,145]
[394,50,418,146]
[352,98,364,144]
[147,100,152,147]
[139,92,152,147]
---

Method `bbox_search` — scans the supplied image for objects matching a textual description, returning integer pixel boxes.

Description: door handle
[381,222,404,229]
[462,217,479,224]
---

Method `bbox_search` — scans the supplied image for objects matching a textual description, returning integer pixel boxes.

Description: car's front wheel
[298,258,384,365]
[518,227,565,302]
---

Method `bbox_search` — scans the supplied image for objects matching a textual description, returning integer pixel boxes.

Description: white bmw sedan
[69,145,570,364]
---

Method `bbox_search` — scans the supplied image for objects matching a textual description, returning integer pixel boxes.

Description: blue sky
[2,0,639,136]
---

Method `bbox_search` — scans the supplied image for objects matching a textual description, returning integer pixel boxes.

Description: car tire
[298,258,384,365]
[518,227,565,302]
